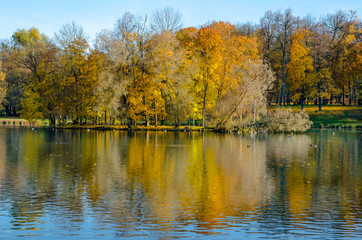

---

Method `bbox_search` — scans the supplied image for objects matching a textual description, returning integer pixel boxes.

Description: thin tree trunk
[253,100,256,124]
[342,86,345,105]
[193,105,195,127]
[318,83,322,111]
[155,109,158,127]
[202,83,208,128]
[279,49,286,105]
[146,116,149,127]
[104,110,107,125]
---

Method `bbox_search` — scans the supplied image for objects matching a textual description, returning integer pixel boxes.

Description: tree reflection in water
[0,128,360,238]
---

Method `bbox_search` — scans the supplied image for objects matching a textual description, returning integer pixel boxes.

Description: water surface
[0,128,361,239]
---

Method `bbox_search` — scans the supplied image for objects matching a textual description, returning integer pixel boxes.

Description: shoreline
[2,124,361,133]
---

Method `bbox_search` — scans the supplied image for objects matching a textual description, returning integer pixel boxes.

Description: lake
[0,128,361,239]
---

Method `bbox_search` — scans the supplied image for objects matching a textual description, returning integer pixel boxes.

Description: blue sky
[1,0,361,42]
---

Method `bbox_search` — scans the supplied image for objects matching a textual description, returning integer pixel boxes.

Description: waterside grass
[2,105,361,130]
[272,105,362,128]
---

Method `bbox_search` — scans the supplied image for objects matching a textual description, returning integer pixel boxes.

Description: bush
[266,108,312,133]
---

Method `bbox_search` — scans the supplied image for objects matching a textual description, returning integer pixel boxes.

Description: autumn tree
[0,62,6,108]
[258,9,296,105]
[308,23,335,111]
[215,60,275,130]
[114,12,158,126]
[56,22,102,124]
[287,29,315,110]
[192,23,223,127]
[0,28,61,121]
[95,29,131,124]
[322,10,359,105]
[149,30,192,126]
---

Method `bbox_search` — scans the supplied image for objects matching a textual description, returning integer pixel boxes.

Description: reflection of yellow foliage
[0,71,5,81]
[2,130,361,233]
[286,163,313,221]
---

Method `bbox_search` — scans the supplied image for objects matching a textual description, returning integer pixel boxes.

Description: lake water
[0,128,361,239]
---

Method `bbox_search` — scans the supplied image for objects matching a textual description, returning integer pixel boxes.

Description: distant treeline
[0,7,360,129]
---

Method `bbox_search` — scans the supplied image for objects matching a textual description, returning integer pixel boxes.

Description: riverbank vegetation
[277,105,361,128]
[0,8,361,132]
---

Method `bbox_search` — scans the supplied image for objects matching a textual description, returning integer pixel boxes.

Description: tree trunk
[104,110,107,125]
[342,86,345,105]
[193,106,195,127]
[354,85,357,106]
[318,83,322,111]
[279,49,286,105]
[146,116,150,127]
[253,100,256,124]
[301,95,304,111]
[155,109,158,127]
[202,84,208,128]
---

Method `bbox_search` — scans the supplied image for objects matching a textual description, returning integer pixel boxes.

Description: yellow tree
[345,28,362,105]
[337,23,361,105]
[209,22,237,122]
[56,22,102,124]
[176,27,200,124]
[287,29,316,110]
[0,62,5,106]
[150,30,193,126]
[193,24,223,127]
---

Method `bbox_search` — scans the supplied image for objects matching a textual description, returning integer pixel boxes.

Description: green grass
[271,105,362,128]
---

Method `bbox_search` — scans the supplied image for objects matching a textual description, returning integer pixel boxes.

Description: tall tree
[149,30,191,126]
[287,29,315,110]
[194,24,223,127]
[275,8,296,105]
[258,9,296,105]
[215,60,275,129]
[1,28,61,121]
[95,29,130,124]
[322,10,358,105]
[56,22,102,124]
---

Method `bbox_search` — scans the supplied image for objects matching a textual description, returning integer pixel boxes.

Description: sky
[1,0,361,42]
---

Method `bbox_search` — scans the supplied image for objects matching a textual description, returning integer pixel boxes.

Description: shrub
[266,108,312,133]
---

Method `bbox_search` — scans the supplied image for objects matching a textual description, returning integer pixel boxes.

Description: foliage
[0,8,360,128]
[267,108,312,132]
[0,62,6,105]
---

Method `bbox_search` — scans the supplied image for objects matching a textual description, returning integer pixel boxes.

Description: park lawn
[272,105,362,128]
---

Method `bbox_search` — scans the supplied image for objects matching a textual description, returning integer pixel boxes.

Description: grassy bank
[273,105,362,128]
[2,105,361,130]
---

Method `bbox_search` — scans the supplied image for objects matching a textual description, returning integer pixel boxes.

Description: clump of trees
[0,7,360,131]
[257,9,361,109]
[267,108,312,132]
